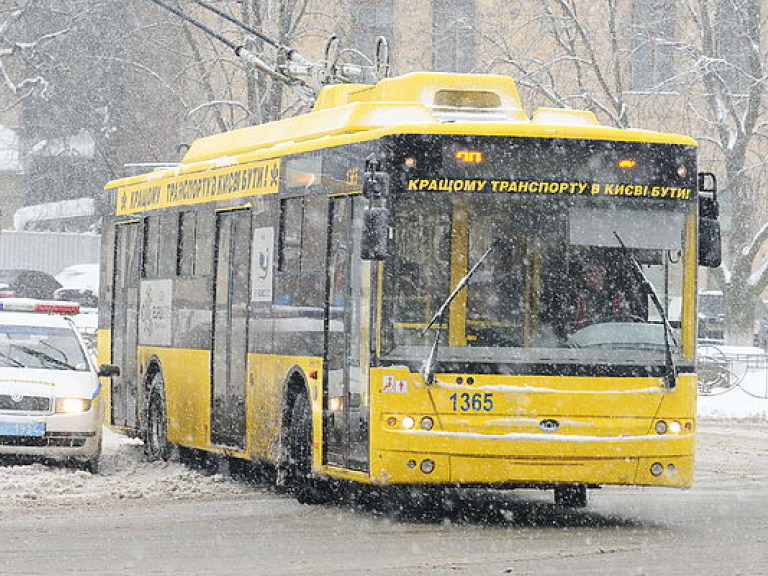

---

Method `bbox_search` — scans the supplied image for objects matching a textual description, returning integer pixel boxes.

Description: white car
[54,263,100,308]
[0,298,118,473]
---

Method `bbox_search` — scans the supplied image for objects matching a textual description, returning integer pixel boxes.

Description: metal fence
[697,346,768,399]
[0,230,100,275]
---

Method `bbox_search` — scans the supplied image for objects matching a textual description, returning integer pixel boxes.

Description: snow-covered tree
[481,0,768,346]
[0,1,68,110]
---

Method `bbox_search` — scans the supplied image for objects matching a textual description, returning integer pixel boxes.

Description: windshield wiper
[40,340,68,362]
[10,344,78,371]
[420,241,497,384]
[0,349,25,367]
[614,232,678,389]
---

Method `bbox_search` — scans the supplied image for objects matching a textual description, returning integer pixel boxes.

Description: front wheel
[289,393,331,504]
[145,374,172,461]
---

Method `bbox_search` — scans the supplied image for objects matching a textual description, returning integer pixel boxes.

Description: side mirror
[361,207,390,260]
[98,363,121,378]
[699,217,722,268]
[698,172,721,268]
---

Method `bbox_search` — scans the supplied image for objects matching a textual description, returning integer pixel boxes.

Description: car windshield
[0,324,89,370]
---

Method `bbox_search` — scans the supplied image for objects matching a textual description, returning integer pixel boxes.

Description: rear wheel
[145,374,172,461]
[289,393,331,504]
[554,484,588,508]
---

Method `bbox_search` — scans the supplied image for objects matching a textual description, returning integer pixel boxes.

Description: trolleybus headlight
[650,462,664,476]
[420,417,434,431]
[420,459,435,474]
[655,420,668,435]
[668,421,682,434]
[55,398,91,414]
[402,416,415,429]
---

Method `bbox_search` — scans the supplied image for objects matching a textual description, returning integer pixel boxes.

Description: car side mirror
[98,363,121,378]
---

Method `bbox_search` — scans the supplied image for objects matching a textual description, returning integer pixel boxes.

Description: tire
[145,375,172,462]
[554,484,588,508]
[85,427,103,474]
[289,393,331,504]
[85,457,100,474]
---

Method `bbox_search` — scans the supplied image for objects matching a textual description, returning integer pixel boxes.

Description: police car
[0,298,118,473]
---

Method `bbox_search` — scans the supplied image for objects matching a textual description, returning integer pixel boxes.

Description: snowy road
[1,422,766,575]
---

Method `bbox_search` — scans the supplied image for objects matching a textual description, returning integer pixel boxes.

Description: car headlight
[55,398,92,413]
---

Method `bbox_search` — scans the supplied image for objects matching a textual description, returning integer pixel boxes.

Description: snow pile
[0,428,253,510]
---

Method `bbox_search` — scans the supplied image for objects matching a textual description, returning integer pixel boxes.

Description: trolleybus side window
[142,216,159,278]
[158,213,178,278]
[276,194,328,307]
[177,210,197,277]
[278,198,303,274]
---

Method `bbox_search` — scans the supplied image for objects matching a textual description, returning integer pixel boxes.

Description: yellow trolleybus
[99,72,720,507]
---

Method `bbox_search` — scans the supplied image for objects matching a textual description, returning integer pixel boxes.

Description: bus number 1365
[449,392,495,412]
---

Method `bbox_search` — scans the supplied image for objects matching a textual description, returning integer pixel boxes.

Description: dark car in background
[698,291,768,350]
[0,269,61,300]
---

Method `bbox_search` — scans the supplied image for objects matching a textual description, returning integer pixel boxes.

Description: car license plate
[0,422,45,437]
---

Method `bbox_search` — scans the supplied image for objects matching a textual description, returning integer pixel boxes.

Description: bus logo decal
[251,227,274,302]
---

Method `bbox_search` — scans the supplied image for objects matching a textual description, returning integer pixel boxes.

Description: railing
[697,345,768,399]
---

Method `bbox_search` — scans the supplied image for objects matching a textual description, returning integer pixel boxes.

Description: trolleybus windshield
[380,136,696,374]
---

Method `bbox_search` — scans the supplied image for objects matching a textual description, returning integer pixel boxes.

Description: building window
[629,0,676,92]
[351,0,394,56]
[715,0,752,95]
[433,0,476,73]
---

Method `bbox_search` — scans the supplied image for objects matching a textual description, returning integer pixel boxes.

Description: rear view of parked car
[0,298,117,473]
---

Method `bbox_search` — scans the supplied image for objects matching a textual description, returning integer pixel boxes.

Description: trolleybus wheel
[554,484,588,508]
[289,393,331,505]
[146,375,172,462]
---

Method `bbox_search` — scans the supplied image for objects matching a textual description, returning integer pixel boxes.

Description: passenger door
[210,208,251,449]
[110,221,142,428]
[324,196,368,472]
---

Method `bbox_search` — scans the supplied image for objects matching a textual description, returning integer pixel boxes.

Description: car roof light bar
[0,298,80,315]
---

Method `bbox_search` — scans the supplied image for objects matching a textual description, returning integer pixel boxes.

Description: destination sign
[115,159,281,215]
[405,178,692,200]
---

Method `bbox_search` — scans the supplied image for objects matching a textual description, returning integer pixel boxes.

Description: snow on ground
[0,428,252,512]
[697,373,768,419]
